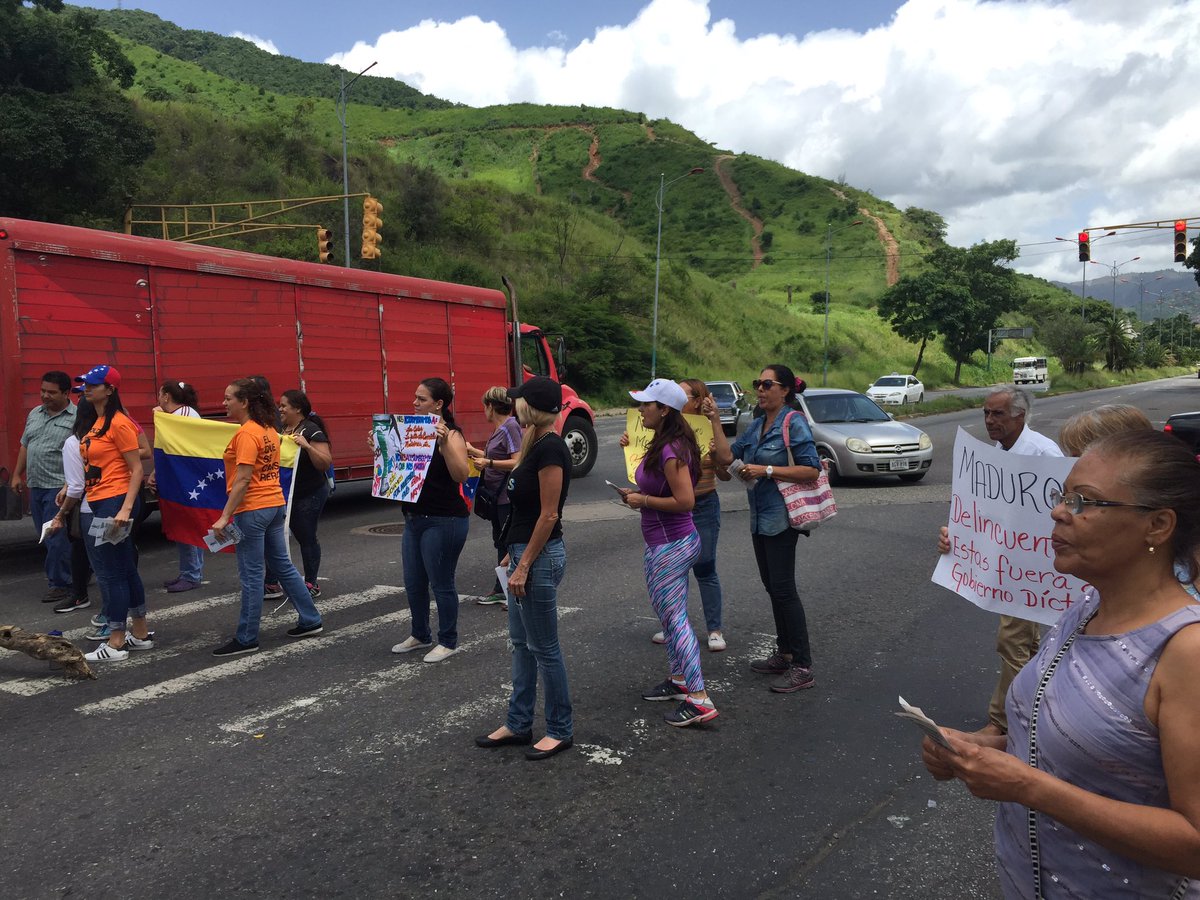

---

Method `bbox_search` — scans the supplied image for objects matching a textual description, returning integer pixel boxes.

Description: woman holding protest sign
[467,387,523,609]
[920,430,1200,898]
[619,378,718,727]
[390,377,471,663]
[211,378,323,657]
[713,364,821,694]
[476,376,575,760]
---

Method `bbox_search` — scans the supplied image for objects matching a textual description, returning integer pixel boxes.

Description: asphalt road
[1,375,1195,899]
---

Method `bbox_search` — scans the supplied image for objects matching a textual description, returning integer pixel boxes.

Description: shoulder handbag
[776,411,837,532]
[474,419,524,522]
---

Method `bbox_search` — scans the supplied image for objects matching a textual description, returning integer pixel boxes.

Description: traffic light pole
[337,61,376,266]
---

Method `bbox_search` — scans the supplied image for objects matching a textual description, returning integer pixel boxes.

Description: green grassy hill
[74,7,1178,405]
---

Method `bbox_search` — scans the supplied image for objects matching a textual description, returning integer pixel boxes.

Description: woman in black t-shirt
[390,377,471,664]
[279,390,333,598]
[475,376,574,761]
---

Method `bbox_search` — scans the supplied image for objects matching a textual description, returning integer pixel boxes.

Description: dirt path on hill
[714,154,764,268]
[582,128,600,182]
[829,187,900,285]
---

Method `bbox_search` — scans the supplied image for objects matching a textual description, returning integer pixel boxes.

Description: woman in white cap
[621,378,718,727]
[476,376,575,760]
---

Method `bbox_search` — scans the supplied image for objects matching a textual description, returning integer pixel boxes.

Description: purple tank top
[995,589,1200,899]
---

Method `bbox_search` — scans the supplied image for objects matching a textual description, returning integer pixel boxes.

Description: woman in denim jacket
[715,364,821,693]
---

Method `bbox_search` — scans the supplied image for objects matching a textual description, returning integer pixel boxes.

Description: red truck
[0,217,598,516]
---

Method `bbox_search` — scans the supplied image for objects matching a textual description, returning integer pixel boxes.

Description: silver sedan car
[796,388,933,483]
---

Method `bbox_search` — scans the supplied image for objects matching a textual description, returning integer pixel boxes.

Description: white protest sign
[371,414,440,503]
[931,427,1088,626]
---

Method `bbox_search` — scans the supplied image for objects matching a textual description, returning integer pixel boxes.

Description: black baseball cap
[507,376,562,414]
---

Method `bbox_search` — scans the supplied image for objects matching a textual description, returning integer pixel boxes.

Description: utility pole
[336,61,376,265]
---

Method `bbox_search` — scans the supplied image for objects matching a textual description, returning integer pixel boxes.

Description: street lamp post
[336,61,377,265]
[822,219,864,386]
[1090,254,1142,312]
[1056,230,1116,321]
[650,167,704,379]
[1130,274,1163,352]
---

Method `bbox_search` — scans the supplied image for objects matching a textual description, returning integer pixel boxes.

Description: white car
[866,373,924,406]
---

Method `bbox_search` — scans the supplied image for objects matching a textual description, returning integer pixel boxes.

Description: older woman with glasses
[713,364,821,694]
[921,431,1200,899]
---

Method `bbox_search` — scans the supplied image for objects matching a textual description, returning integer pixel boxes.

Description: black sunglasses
[753,379,782,390]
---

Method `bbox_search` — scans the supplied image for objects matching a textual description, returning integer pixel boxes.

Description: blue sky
[82,1,1200,285]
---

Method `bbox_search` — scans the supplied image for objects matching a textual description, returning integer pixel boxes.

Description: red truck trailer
[0,217,597,517]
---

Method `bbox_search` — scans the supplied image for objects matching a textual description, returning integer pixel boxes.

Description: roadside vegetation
[3,4,1195,406]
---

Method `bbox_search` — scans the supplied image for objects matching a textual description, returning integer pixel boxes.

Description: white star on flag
[188,490,199,500]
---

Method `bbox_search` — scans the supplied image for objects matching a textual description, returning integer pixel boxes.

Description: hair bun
[794,377,807,394]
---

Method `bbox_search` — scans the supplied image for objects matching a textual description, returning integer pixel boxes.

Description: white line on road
[0,584,403,698]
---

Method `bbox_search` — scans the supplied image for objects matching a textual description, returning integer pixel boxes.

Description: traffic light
[315,227,334,263]
[1174,220,1188,263]
[1077,231,1090,262]
[362,196,384,260]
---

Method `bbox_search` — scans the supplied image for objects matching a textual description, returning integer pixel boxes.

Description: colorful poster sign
[371,414,439,502]
[931,427,1085,626]
[622,408,714,484]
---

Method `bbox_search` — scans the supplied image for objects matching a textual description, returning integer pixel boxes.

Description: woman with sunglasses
[621,379,718,726]
[921,431,1200,898]
[713,364,821,693]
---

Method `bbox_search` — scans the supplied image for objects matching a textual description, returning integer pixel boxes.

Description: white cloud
[230,31,280,55]
[326,0,1200,283]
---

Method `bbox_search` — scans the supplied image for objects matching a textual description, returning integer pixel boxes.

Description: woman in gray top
[921,431,1200,899]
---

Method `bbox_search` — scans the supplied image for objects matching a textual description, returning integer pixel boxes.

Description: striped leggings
[644,531,704,693]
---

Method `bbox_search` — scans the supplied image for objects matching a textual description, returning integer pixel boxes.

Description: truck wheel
[562,415,598,478]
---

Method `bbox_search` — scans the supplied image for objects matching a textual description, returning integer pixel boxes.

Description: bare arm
[113,449,143,526]
[624,457,694,513]
[439,429,470,484]
[11,444,28,492]
[505,465,564,598]
[294,433,333,470]
[212,463,254,537]
[927,629,1200,876]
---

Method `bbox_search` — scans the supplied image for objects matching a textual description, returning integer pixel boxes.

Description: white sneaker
[391,636,433,654]
[707,632,727,652]
[423,644,459,663]
[124,633,155,651]
[85,643,129,662]
[651,631,666,644]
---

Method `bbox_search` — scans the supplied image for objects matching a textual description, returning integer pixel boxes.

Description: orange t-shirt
[223,421,284,513]
[81,411,140,502]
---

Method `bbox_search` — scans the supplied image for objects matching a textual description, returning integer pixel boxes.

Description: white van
[1012,356,1048,384]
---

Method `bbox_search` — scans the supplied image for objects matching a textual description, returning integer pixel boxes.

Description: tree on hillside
[0,0,155,225]
[902,207,947,245]
[1038,313,1096,374]
[877,239,1022,382]
[1088,306,1138,371]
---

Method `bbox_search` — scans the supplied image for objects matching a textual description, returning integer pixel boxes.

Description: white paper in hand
[203,522,244,553]
[495,565,511,602]
[39,519,55,544]
[895,695,957,754]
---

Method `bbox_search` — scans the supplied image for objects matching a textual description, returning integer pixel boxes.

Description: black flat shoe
[474,731,532,748]
[524,738,573,761]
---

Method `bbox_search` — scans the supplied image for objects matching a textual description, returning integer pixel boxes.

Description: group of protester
[14,368,334,661]
[15,362,1200,894]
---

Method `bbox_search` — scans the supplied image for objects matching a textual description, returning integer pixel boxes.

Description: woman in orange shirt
[59,365,153,663]
[211,378,323,657]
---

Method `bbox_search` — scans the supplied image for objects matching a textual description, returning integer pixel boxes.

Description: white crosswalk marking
[0,584,403,697]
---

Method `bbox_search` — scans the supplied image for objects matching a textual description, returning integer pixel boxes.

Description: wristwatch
[766,465,774,478]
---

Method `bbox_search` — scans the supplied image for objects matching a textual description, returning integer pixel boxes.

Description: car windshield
[873,377,906,387]
[707,384,736,403]
[806,394,890,423]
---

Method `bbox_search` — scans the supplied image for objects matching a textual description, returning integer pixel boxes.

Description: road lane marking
[0,584,403,697]
[216,607,582,743]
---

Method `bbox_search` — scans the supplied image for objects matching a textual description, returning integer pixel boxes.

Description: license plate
[889,459,908,471]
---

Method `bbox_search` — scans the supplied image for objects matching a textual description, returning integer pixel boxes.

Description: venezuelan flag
[153,411,297,549]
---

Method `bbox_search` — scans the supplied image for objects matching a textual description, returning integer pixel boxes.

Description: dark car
[704,381,750,435]
[1164,412,1200,454]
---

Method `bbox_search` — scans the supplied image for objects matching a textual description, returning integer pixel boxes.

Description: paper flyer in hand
[203,522,244,553]
[895,696,957,753]
[495,565,511,602]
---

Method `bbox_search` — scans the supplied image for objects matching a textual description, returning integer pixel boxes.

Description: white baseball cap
[629,378,687,412]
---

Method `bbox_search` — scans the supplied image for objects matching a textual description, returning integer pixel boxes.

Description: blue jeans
[288,482,330,584]
[401,513,469,649]
[506,540,572,740]
[88,495,147,631]
[233,504,322,645]
[29,487,71,588]
[691,490,724,632]
[177,542,204,583]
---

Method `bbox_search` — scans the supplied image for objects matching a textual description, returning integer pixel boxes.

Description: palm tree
[1088,307,1138,371]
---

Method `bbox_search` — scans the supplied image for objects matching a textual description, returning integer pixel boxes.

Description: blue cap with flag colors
[73,364,121,392]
